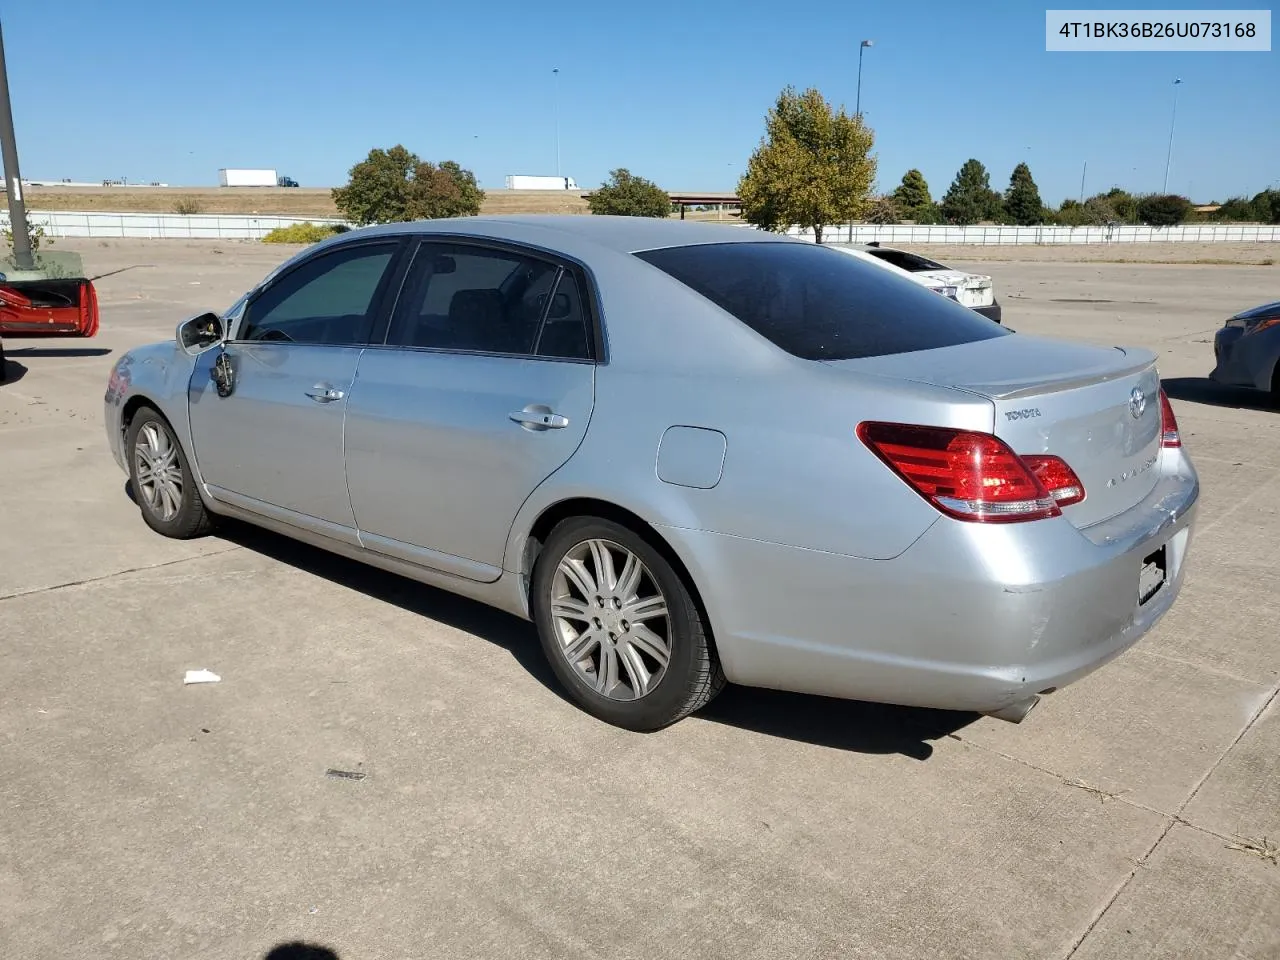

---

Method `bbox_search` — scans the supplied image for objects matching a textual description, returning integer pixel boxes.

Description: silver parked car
[1209,299,1280,399]
[103,216,1200,731]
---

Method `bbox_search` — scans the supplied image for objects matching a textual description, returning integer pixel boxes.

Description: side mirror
[176,312,225,355]
[547,292,572,320]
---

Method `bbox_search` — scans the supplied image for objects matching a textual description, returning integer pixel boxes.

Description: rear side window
[635,242,1007,361]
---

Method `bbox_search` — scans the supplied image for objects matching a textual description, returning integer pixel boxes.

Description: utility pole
[0,19,34,270]
[552,67,561,176]
[1079,160,1087,202]
[856,40,873,116]
[1162,78,1182,193]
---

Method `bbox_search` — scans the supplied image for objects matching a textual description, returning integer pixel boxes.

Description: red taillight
[1158,387,1181,448]
[857,422,1063,523]
[1022,455,1086,507]
[78,279,100,338]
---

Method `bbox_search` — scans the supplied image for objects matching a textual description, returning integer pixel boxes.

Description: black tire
[125,405,213,539]
[531,516,725,731]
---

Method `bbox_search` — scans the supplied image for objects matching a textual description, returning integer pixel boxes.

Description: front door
[343,239,598,581]
[188,239,403,542]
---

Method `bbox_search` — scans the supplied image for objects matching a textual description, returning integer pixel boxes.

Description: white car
[853,243,1001,323]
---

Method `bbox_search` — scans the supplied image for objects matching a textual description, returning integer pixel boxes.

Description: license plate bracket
[1138,544,1167,606]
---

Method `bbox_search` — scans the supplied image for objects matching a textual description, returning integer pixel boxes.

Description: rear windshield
[635,241,1007,361]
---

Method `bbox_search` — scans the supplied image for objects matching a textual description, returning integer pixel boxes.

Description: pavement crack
[1058,680,1280,958]
[0,546,242,602]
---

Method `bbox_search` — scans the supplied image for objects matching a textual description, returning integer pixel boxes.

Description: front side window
[386,242,569,356]
[237,242,398,345]
[635,241,1007,361]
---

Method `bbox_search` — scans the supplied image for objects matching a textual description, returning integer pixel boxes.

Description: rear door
[188,238,404,542]
[343,239,598,581]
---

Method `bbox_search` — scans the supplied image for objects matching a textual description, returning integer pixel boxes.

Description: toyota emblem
[1129,386,1147,419]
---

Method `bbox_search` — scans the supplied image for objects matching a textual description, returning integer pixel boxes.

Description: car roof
[340,214,796,255]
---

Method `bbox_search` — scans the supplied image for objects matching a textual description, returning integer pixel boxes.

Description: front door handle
[305,384,345,403]
[509,410,570,430]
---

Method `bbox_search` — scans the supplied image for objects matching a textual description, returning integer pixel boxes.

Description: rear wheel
[126,405,212,539]
[531,516,725,731]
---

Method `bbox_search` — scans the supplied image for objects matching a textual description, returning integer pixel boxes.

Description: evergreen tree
[1004,162,1044,225]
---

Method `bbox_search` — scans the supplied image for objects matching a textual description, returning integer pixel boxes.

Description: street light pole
[1162,78,1182,193]
[856,40,873,116]
[552,67,561,177]
[0,19,34,270]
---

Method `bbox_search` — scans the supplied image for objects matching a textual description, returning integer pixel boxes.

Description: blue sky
[3,0,1276,204]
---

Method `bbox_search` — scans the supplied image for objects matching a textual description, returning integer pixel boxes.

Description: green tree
[941,159,1001,225]
[1214,195,1259,221]
[1251,188,1280,223]
[586,168,671,217]
[738,85,877,243]
[891,169,932,220]
[407,160,486,220]
[332,145,484,225]
[1099,188,1138,224]
[1003,162,1044,225]
[1136,193,1192,226]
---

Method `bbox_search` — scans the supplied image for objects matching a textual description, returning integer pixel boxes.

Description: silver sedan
[103,216,1200,731]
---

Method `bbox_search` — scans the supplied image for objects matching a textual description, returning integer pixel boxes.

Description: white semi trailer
[505,175,579,190]
[218,168,278,187]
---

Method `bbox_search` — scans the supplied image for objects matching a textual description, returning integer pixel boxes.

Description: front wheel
[125,405,212,539]
[531,517,725,731]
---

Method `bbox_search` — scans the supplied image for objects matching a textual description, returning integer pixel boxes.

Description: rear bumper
[973,300,1002,324]
[662,448,1199,715]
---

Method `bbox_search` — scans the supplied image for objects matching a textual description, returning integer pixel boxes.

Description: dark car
[1210,299,1280,399]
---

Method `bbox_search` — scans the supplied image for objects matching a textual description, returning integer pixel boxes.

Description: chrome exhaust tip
[983,695,1041,724]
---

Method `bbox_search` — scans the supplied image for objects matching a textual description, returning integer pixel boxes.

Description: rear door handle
[305,383,345,403]
[509,410,570,430]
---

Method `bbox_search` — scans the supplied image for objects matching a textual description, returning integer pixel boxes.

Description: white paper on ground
[183,669,221,685]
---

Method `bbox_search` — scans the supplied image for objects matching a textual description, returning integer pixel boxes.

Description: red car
[0,277,99,379]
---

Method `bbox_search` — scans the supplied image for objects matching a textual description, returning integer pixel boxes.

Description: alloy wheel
[550,538,672,701]
[134,421,184,522]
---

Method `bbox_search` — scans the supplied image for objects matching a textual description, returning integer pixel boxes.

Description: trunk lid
[917,269,995,308]
[829,333,1163,528]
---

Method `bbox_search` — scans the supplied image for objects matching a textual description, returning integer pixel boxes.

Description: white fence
[4,209,1279,245]
[783,223,1280,245]
[2,210,351,240]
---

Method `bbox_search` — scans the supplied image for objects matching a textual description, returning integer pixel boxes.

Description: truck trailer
[505,175,579,190]
[218,168,278,188]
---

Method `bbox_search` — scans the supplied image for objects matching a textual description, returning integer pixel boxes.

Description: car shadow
[5,346,113,358]
[264,944,339,960]
[203,515,977,758]
[215,518,564,698]
[1162,376,1277,412]
[1,358,28,384]
[699,688,976,760]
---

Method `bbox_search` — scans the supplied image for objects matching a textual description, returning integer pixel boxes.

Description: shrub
[1136,193,1192,226]
[261,222,347,244]
[173,197,204,215]
[864,196,900,225]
